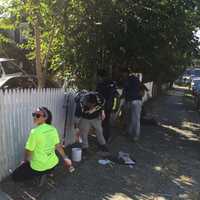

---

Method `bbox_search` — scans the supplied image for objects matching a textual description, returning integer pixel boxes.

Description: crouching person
[75,91,109,155]
[12,107,73,182]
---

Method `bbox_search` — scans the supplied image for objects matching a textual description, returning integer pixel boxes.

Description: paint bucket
[72,148,82,162]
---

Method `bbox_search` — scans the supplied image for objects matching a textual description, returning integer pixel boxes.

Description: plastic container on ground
[72,148,82,162]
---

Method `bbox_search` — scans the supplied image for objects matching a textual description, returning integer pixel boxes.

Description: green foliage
[0,34,12,44]
[0,6,15,46]
[1,0,200,88]
[61,0,200,86]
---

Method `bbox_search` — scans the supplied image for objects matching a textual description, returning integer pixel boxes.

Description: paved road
[1,86,200,200]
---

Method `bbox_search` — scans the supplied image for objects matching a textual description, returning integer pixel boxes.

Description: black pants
[102,110,111,142]
[12,162,55,182]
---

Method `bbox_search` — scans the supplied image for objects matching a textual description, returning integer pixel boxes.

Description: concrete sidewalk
[1,87,200,200]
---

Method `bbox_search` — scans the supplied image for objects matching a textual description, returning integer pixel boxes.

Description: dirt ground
[0,86,200,200]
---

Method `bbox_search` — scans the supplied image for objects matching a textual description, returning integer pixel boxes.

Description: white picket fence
[0,88,76,181]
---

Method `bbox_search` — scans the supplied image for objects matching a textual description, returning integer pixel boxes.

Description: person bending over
[75,91,109,154]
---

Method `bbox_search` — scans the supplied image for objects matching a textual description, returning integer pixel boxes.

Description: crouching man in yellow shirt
[12,107,73,182]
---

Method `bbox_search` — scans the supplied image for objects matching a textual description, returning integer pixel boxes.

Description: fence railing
[0,88,76,181]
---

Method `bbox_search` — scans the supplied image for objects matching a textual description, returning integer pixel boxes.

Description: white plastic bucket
[72,148,82,162]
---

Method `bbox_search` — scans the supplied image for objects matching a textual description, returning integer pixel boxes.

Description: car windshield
[0,76,59,90]
[1,60,21,74]
[1,76,37,89]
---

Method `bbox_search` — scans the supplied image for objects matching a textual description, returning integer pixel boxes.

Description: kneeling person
[12,107,73,182]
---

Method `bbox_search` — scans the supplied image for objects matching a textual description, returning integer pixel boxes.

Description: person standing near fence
[96,69,119,142]
[12,107,73,182]
[121,69,142,141]
[75,91,109,155]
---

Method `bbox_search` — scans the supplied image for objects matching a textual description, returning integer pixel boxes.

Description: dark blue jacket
[122,75,141,101]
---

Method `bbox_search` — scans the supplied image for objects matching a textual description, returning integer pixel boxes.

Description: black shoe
[97,145,110,157]
[98,145,109,152]
[82,148,89,155]
[82,148,90,159]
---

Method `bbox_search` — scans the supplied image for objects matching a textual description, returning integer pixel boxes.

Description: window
[1,77,37,89]
[1,61,20,74]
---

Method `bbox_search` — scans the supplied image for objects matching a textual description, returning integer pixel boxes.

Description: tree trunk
[35,21,45,88]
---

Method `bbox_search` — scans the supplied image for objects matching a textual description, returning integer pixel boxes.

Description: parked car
[181,68,200,86]
[194,86,200,110]
[190,77,200,95]
[182,68,192,84]
[189,68,200,85]
[0,58,59,90]
[191,68,200,77]
[0,75,59,90]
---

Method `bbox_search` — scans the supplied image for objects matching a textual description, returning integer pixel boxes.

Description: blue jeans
[126,100,142,138]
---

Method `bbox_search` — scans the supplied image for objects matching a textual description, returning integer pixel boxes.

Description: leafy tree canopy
[1,0,200,88]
